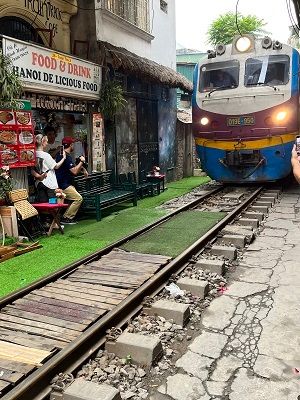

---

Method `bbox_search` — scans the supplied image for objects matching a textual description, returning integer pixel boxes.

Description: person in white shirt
[33,134,66,202]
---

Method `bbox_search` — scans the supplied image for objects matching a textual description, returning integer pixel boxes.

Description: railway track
[0,184,278,400]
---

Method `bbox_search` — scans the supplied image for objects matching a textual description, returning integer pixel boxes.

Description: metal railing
[101,0,150,32]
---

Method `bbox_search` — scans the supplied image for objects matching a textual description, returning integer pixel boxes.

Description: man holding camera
[55,137,88,224]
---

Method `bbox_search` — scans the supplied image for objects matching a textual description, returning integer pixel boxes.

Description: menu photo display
[0,109,35,168]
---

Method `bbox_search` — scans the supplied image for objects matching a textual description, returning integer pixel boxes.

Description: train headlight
[236,36,252,52]
[200,117,209,126]
[276,111,287,121]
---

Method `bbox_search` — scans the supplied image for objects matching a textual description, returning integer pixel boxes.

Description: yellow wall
[0,0,78,53]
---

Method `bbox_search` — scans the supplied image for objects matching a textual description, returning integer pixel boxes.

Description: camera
[75,156,88,169]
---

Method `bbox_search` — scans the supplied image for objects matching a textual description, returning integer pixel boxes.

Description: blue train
[192,35,299,182]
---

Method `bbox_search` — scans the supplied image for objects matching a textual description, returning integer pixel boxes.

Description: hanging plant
[99,80,127,120]
[0,49,23,109]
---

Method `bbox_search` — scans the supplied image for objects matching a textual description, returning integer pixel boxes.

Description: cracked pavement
[151,187,300,400]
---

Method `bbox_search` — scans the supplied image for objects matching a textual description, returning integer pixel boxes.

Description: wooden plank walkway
[0,249,171,397]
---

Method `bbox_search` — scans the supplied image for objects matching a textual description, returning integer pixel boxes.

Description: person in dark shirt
[55,136,88,224]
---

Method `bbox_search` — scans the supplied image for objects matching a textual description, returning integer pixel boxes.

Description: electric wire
[235,0,243,36]
[286,0,300,38]
[288,0,300,30]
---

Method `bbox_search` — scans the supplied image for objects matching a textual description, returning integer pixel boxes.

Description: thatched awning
[98,41,193,93]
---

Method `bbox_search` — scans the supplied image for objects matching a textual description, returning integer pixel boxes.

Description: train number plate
[227,116,255,126]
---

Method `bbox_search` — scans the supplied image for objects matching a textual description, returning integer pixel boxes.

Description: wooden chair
[8,189,45,240]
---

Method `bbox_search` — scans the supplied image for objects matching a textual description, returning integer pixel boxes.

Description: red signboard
[0,109,35,168]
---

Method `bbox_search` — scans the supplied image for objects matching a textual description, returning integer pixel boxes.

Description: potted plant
[0,49,22,108]
[0,166,13,204]
[99,80,127,120]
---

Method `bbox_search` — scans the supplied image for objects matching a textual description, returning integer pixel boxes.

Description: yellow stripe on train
[195,133,297,150]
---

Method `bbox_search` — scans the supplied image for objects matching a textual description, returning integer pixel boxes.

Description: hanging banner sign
[3,36,101,100]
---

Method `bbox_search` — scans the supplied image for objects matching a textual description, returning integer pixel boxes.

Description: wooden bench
[74,171,137,221]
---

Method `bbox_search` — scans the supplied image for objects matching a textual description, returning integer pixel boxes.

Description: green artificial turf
[0,176,210,298]
[121,210,226,257]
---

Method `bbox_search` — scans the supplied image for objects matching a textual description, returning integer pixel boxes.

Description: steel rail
[1,185,264,400]
[0,185,224,309]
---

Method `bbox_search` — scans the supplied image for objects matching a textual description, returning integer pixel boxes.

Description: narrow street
[150,186,300,400]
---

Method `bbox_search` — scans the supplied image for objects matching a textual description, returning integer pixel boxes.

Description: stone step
[177,277,208,299]
[210,245,237,260]
[238,218,259,228]
[194,258,225,275]
[253,201,273,208]
[259,196,276,204]
[106,332,163,366]
[243,211,264,222]
[51,378,121,400]
[250,205,269,213]
[220,234,246,248]
[144,299,190,327]
[264,190,280,198]
[221,225,254,243]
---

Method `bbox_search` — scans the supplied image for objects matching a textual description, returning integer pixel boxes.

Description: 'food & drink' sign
[3,36,101,100]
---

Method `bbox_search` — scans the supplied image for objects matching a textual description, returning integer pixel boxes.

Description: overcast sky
[175,0,296,51]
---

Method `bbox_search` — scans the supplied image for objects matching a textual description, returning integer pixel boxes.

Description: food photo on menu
[16,111,32,126]
[0,111,15,125]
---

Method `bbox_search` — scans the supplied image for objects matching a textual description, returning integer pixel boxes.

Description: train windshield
[199,60,239,92]
[245,55,289,86]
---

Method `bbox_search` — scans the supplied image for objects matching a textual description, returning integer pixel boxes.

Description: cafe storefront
[1,35,105,190]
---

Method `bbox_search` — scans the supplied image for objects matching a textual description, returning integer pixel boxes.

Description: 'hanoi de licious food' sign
[3,36,101,100]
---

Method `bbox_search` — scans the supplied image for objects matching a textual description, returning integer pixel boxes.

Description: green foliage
[0,50,22,107]
[0,167,13,200]
[207,12,267,46]
[99,80,127,120]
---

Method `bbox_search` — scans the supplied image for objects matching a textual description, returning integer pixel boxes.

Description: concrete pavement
[152,186,300,400]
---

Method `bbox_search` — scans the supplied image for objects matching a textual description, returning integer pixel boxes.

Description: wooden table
[146,173,166,192]
[31,203,68,236]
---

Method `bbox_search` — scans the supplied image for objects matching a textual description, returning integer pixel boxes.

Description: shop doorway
[137,99,159,179]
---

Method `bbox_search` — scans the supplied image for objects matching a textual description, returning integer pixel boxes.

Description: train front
[192,35,299,183]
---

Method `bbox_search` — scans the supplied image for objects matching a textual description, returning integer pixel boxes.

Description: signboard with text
[3,36,101,100]
[92,113,106,172]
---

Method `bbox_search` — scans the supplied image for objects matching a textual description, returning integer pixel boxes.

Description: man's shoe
[60,218,77,225]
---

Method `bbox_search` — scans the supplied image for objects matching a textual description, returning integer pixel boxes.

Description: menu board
[0,107,35,168]
[92,113,106,172]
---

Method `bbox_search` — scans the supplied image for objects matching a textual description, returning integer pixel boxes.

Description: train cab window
[199,60,239,93]
[245,55,289,87]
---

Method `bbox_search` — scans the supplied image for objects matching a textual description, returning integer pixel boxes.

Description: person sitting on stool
[55,137,88,224]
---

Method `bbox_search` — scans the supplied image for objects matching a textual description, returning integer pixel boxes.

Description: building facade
[71,0,192,182]
[0,0,192,190]
[0,0,77,52]
[0,1,105,189]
